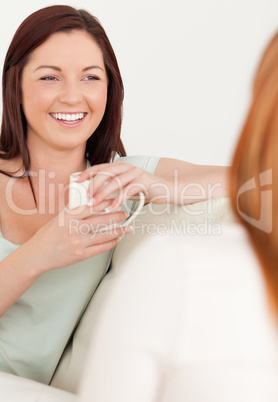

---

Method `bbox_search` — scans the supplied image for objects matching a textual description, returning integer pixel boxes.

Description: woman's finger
[88,168,147,206]
[84,210,129,227]
[67,198,122,220]
[86,165,133,199]
[75,161,130,183]
[80,236,124,260]
[77,224,132,247]
[67,210,130,237]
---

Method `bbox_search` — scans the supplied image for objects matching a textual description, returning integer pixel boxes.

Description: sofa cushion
[0,371,78,401]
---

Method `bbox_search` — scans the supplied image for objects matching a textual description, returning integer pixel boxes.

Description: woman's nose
[58,81,83,105]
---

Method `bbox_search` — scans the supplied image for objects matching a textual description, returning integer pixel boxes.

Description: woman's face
[21,30,108,154]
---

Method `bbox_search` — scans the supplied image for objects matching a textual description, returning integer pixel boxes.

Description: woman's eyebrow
[33,65,61,72]
[82,65,104,72]
[33,65,104,73]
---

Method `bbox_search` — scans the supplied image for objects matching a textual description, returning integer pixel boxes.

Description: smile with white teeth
[51,112,86,123]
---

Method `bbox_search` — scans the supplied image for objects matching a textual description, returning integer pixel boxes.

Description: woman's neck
[28,147,88,185]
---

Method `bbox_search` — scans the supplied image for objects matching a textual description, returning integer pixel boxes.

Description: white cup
[69,172,90,209]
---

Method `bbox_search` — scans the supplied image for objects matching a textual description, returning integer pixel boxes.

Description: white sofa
[0,198,240,401]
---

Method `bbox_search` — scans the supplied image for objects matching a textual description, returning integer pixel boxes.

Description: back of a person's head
[230,31,278,316]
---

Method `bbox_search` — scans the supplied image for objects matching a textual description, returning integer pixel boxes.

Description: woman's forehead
[27,30,105,68]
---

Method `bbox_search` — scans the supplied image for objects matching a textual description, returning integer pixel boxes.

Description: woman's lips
[50,112,87,127]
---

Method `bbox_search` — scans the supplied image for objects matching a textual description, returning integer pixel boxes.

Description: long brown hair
[0,5,126,176]
[230,31,278,315]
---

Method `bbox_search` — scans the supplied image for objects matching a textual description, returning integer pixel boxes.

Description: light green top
[0,155,160,384]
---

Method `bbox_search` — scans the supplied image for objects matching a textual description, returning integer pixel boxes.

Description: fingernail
[73,175,80,182]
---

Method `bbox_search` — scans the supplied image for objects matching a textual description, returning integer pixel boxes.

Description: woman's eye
[83,75,99,81]
[40,76,57,81]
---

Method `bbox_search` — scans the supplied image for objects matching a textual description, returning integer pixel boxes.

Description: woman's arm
[0,207,131,317]
[154,157,230,204]
[76,158,230,208]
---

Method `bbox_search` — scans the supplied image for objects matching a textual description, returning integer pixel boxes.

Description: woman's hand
[75,161,169,211]
[20,206,132,275]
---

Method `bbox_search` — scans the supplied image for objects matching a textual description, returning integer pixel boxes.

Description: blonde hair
[230,31,278,315]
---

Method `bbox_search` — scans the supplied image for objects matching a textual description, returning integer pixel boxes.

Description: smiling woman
[21,30,108,153]
[0,4,228,389]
